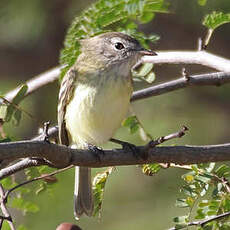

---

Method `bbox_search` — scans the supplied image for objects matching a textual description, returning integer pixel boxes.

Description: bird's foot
[87,144,105,162]
[110,138,148,160]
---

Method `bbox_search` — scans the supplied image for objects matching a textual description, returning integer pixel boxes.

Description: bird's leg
[42,121,51,143]
[110,138,147,160]
[87,144,105,162]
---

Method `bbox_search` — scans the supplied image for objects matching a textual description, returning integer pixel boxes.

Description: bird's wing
[58,69,77,146]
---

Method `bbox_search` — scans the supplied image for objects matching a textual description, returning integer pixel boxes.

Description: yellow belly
[65,77,132,147]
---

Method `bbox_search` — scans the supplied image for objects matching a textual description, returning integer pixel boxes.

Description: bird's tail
[74,166,94,219]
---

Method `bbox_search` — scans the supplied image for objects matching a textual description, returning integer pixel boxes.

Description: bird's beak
[139,49,157,56]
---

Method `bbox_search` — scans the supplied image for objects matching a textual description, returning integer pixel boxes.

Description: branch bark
[142,51,230,72]
[1,140,230,179]
[0,185,15,230]
[131,71,230,101]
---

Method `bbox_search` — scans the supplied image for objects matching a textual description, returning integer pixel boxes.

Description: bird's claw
[87,144,105,162]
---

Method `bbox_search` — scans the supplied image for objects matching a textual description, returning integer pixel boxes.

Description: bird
[58,32,157,219]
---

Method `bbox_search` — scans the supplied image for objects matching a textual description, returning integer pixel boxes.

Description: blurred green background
[1,0,230,229]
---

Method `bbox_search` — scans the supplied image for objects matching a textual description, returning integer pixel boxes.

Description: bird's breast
[65,74,132,147]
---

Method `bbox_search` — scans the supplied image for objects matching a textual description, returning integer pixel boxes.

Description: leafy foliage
[203,11,230,30]
[142,163,161,176]
[132,62,156,83]
[59,0,167,78]
[173,163,230,229]
[93,167,115,216]
[0,84,28,125]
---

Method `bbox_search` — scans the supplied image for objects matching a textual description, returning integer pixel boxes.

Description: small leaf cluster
[60,0,167,78]
[92,167,115,217]
[142,163,161,176]
[1,176,39,215]
[173,163,230,229]
[0,84,28,128]
[203,11,230,30]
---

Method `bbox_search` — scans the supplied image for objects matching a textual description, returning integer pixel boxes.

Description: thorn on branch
[182,68,190,82]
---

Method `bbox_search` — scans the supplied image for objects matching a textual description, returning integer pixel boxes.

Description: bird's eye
[115,42,124,50]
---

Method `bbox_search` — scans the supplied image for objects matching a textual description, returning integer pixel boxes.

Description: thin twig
[0,158,51,180]
[0,185,15,230]
[131,71,230,102]
[169,211,230,230]
[4,165,74,201]
[147,126,188,148]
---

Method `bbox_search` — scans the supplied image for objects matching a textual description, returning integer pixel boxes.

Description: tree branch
[142,51,230,72]
[1,139,230,179]
[169,211,230,230]
[0,185,15,230]
[131,71,230,101]
[0,158,52,180]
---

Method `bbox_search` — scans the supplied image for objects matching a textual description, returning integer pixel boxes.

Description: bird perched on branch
[58,32,157,219]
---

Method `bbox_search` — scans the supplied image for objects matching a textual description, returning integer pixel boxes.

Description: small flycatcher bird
[58,32,157,219]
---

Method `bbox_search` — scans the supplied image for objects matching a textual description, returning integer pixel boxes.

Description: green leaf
[176,199,189,208]
[0,104,7,120]
[203,12,230,30]
[132,62,156,83]
[198,0,207,6]
[12,109,22,126]
[142,164,161,176]
[139,12,155,23]
[173,224,188,229]
[12,84,28,105]
[173,215,188,223]
[122,115,140,134]
[223,198,230,211]
[93,167,114,217]
[199,200,209,208]
[1,177,15,190]
[2,222,11,230]
[215,164,230,177]
[195,208,206,219]
[24,201,40,213]
[2,84,28,123]
[11,197,39,214]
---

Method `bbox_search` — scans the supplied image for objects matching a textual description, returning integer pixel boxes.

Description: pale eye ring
[115,42,125,50]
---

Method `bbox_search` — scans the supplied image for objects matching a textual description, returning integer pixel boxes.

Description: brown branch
[1,138,230,179]
[169,211,230,230]
[0,158,52,180]
[0,140,71,168]
[131,71,230,102]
